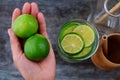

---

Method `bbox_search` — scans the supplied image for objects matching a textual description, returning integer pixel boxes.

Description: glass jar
[57,19,99,63]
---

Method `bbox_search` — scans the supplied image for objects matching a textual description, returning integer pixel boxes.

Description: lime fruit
[61,33,84,55]
[59,23,79,42]
[73,25,95,47]
[72,46,92,59]
[12,14,38,38]
[24,34,50,62]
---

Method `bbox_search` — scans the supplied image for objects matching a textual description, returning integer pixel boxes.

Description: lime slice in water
[59,23,78,42]
[73,25,95,47]
[61,33,84,55]
[72,46,92,59]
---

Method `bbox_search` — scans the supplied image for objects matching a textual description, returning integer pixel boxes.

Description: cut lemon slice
[73,25,95,47]
[72,46,92,58]
[61,33,84,54]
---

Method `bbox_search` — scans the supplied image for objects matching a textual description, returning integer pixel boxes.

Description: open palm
[8,2,56,80]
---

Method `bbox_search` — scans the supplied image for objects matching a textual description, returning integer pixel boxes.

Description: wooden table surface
[0,0,120,80]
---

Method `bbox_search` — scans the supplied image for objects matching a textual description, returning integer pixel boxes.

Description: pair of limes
[59,22,95,58]
[12,14,50,62]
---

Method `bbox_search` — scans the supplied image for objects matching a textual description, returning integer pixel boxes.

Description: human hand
[8,2,56,80]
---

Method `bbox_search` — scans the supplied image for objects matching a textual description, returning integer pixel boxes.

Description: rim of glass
[104,0,120,17]
[58,19,100,61]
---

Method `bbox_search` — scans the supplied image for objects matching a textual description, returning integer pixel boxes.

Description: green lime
[24,34,50,62]
[72,46,92,59]
[73,25,95,47]
[61,33,84,55]
[59,23,79,42]
[12,14,38,38]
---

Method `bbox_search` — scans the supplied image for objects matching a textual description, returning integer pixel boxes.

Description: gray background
[0,0,120,80]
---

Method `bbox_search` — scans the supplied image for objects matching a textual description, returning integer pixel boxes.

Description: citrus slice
[72,46,92,59]
[73,25,95,47]
[59,23,78,42]
[61,33,84,55]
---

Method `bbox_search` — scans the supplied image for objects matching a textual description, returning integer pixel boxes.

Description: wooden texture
[0,0,120,80]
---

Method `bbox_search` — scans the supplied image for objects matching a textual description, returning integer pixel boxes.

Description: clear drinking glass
[87,0,120,38]
[57,19,99,63]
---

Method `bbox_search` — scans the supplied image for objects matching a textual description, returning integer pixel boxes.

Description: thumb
[8,28,23,61]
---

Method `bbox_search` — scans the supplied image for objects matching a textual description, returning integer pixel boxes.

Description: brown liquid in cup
[107,35,120,64]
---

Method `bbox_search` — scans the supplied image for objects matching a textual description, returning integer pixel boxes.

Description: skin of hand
[8,2,56,80]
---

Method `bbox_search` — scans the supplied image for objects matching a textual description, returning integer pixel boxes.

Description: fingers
[12,8,20,24]
[31,2,39,18]
[22,2,31,14]
[12,2,38,24]
[37,12,48,37]
[8,29,23,61]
